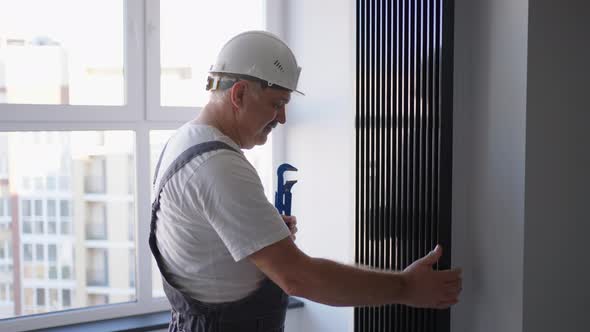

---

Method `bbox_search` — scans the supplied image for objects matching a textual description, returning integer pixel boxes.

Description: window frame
[0,0,283,331]
[0,1,144,123]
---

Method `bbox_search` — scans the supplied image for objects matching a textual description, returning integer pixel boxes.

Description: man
[150,31,462,332]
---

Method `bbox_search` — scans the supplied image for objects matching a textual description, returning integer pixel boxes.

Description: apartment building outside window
[0,0,275,330]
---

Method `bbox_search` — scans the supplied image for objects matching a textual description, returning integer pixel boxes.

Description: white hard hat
[208,30,303,95]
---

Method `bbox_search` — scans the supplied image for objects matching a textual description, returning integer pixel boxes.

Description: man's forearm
[289,257,407,307]
[250,237,461,309]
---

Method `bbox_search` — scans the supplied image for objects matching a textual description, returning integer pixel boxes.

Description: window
[34,220,44,234]
[62,289,71,308]
[87,294,109,306]
[34,200,42,216]
[58,176,69,191]
[86,248,108,286]
[60,199,71,235]
[84,157,106,194]
[49,289,58,308]
[21,199,32,233]
[24,288,33,307]
[0,183,10,219]
[47,200,56,216]
[22,221,32,234]
[0,0,124,106]
[23,244,32,262]
[33,199,44,234]
[47,199,57,234]
[61,266,71,280]
[158,0,264,108]
[48,266,57,280]
[22,178,30,191]
[35,263,45,279]
[47,245,56,262]
[22,200,31,217]
[33,177,43,191]
[59,200,70,218]
[60,220,71,235]
[0,0,274,329]
[36,288,45,306]
[35,244,44,261]
[46,176,57,191]
[23,264,33,279]
[85,202,107,240]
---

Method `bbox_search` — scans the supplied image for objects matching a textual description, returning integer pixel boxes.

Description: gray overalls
[150,141,289,332]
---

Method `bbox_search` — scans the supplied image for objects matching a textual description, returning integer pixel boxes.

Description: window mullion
[145,0,161,121]
[135,124,154,304]
[125,0,146,121]
[128,0,155,306]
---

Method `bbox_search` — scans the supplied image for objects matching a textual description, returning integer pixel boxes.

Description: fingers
[442,283,461,296]
[282,215,298,233]
[281,215,298,240]
[420,245,443,265]
[441,271,462,307]
[429,268,462,309]
[440,268,462,281]
[444,280,462,293]
[281,215,297,226]
[441,269,463,292]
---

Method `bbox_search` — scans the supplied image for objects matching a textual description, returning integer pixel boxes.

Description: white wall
[523,1,590,331]
[453,0,590,331]
[282,0,590,331]
[452,0,529,331]
[282,0,356,331]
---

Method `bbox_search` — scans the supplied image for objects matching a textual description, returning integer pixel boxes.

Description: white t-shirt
[153,122,291,303]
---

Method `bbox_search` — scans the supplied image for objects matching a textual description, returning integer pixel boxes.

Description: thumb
[421,245,443,265]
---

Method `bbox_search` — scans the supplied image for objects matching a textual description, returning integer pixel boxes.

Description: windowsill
[31,297,304,332]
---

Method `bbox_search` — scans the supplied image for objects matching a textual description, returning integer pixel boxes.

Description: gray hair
[207,73,263,102]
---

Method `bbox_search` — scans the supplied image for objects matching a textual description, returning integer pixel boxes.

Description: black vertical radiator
[354,0,454,331]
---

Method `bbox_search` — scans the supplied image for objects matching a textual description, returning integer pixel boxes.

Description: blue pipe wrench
[274,163,298,216]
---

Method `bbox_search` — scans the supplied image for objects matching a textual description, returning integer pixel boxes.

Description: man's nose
[276,107,286,124]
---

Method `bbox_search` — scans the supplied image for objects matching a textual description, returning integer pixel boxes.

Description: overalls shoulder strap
[150,140,238,284]
[149,141,288,332]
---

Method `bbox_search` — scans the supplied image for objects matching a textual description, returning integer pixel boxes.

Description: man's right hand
[251,237,463,307]
[399,245,463,309]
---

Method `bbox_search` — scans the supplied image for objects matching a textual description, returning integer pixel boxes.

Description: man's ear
[229,81,247,110]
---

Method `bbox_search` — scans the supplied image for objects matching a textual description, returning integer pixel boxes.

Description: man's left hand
[281,215,298,241]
